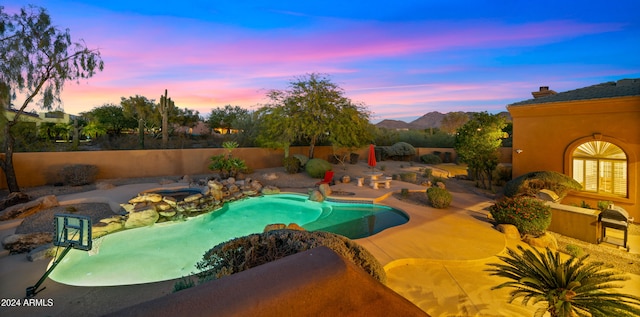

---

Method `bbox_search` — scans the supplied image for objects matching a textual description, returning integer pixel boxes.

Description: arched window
[572,141,627,197]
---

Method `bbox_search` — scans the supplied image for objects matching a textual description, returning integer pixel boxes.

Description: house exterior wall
[508,96,640,219]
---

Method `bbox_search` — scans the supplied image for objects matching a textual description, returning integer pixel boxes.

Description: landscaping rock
[264,223,286,232]
[537,189,560,203]
[286,223,305,231]
[523,232,558,250]
[125,207,159,229]
[318,183,332,197]
[0,195,59,221]
[0,192,30,210]
[93,217,125,238]
[308,190,324,202]
[2,232,53,254]
[496,224,521,240]
[261,185,280,195]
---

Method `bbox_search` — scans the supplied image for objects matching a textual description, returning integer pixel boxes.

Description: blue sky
[6,1,640,122]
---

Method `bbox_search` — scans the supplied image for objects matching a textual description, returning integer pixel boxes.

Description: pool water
[48,193,408,286]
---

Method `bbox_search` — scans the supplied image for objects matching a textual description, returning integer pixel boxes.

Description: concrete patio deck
[1,176,639,316]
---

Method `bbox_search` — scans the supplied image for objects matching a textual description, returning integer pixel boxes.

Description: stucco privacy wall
[2,146,509,189]
[509,96,640,219]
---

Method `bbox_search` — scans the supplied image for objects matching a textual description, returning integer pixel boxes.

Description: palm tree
[486,246,640,317]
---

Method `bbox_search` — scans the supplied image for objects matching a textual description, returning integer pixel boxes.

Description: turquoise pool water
[48,193,408,286]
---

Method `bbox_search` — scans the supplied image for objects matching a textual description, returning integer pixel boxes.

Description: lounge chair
[316,171,334,186]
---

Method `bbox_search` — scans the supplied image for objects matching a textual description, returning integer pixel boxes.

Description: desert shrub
[59,164,98,186]
[492,164,512,186]
[399,172,417,183]
[426,187,452,209]
[420,154,442,164]
[400,188,409,198]
[503,171,582,199]
[421,168,433,179]
[431,176,446,184]
[172,277,196,292]
[195,229,386,284]
[598,200,613,212]
[385,142,416,160]
[305,158,332,178]
[292,154,309,167]
[565,244,585,258]
[489,196,551,237]
[282,157,301,174]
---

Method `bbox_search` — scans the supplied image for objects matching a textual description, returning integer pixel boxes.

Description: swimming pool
[48,193,408,286]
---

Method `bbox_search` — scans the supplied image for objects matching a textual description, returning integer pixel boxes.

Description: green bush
[195,229,386,284]
[426,187,452,209]
[489,196,551,237]
[282,157,301,174]
[565,244,585,258]
[421,168,433,179]
[292,154,309,167]
[59,164,98,186]
[305,158,332,178]
[503,171,582,199]
[420,154,442,164]
[386,142,416,159]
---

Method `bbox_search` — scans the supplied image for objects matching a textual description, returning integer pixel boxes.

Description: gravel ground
[3,162,639,275]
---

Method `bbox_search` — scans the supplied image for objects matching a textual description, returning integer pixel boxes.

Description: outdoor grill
[598,204,631,250]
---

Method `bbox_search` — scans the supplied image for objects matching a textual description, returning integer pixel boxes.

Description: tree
[82,104,135,135]
[259,73,371,158]
[454,112,506,190]
[440,111,469,134]
[0,5,103,192]
[121,95,156,148]
[207,105,249,134]
[487,246,640,317]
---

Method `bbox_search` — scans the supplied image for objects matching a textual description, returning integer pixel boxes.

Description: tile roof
[508,78,640,106]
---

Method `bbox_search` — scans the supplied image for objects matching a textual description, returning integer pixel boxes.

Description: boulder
[162,196,177,207]
[261,186,280,195]
[496,224,521,240]
[2,232,53,254]
[125,206,159,229]
[264,223,286,232]
[145,193,163,203]
[0,192,30,210]
[286,223,306,231]
[208,180,224,190]
[0,195,59,221]
[537,189,560,203]
[436,182,446,189]
[318,183,332,197]
[308,190,324,202]
[93,217,125,238]
[159,210,177,218]
[523,232,558,250]
[184,193,203,203]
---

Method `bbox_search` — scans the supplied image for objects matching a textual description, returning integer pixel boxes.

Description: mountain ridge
[376,111,511,130]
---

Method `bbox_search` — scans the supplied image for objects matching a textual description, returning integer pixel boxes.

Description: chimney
[531,86,557,99]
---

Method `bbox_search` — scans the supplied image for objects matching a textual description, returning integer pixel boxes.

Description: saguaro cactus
[159,89,175,148]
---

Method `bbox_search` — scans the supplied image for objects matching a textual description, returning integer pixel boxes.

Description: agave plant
[486,246,640,317]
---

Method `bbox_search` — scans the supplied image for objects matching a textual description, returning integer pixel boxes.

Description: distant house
[507,79,640,219]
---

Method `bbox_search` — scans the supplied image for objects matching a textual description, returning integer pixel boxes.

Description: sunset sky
[6,1,640,123]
